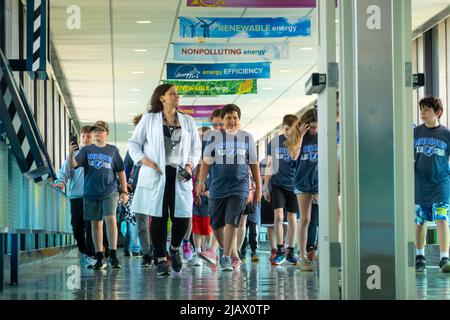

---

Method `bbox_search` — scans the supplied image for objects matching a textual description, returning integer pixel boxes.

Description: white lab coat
[128,111,201,217]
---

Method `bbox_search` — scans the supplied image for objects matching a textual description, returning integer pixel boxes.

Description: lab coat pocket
[137,165,160,189]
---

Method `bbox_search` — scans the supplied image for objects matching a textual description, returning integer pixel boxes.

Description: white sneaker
[85,255,96,269]
[192,254,202,267]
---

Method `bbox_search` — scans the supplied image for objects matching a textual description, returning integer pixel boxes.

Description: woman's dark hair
[419,96,444,118]
[210,108,223,121]
[221,104,241,119]
[148,84,175,113]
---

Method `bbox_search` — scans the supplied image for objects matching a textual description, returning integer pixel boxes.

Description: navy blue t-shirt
[267,134,295,191]
[414,124,450,205]
[75,144,125,201]
[293,132,318,193]
[203,129,258,199]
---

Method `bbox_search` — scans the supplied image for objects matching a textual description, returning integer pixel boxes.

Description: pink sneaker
[199,248,217,265]
[182,242,193,261]
[231,256,241,269]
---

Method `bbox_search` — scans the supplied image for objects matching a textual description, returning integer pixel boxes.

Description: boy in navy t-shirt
[73,121,129,270]
[414,97,450,273]
[195,104,261,272]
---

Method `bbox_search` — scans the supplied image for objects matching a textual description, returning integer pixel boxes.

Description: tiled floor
[0,249,449,300]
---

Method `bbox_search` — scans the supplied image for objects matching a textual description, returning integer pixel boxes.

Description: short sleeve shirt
[293,132,318,193]
[267,134,295,191]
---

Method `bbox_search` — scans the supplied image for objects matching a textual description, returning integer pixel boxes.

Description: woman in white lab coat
[128,84,201,275]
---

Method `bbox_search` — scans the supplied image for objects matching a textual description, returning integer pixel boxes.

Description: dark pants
[70,198,95,257]
[151,166,190,259]
[241,221,258,254]
[306,203,319,251]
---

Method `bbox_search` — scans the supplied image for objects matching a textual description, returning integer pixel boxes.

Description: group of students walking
[55,83,450,275]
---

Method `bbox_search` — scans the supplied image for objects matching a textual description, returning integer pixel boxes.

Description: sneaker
[251,252,259,262]
[220,256,233,271]
[110,256,122,269]
[307,250,317,262]
[191,254,202,267]
[286,254,298,265]
[104,248,110,259]
[415,255,426,272]
[157,260,170,275]
[94,258,107,270]
[272,254,286,266]
[124,251,130,257]
[142,254,152,267]
[439,257,450,273]
[199,248,217,265]
[231,256,241,269]
[269,249,277,262]
[299,257,314,271]
[79,254,85,267]
[131,251,142,258]
[239,251,246,263]
[182,242,193,261]
[170,249,183,273]
[219,248,224,260]
[85,255,96,269]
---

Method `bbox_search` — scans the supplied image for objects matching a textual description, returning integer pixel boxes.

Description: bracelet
[195,179,205,185]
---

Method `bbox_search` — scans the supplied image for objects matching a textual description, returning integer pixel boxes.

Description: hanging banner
[179,16,311,38]
[163,79,257,96]
[178,105,224,118]
[187,0,316,7]
[167,62,270,80]
[173,42,289,61]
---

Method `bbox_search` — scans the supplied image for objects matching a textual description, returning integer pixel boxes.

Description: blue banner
[166,62,270,80]
[179,16,310,38]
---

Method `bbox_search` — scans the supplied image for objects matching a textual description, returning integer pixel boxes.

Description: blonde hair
[285,107,318,154]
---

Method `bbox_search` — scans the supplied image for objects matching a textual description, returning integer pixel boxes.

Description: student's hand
[194,194,201,206]
[195,180,205,196]
[298,122,310,137]
[254,186,262,205]
[120,193,129,205]
[203,190,209,198]
[69,142,79,154]
[263,189,271,202]
[52,183,65,190]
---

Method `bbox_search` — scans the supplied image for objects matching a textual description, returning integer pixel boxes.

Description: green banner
[163,79,257,96]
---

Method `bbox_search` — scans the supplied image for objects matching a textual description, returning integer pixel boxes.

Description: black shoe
[439,257,450,273]
[110,256,122,269]
[170,249,183,273]
[104,248,111,259]
[94,258,107,270]
[157,261,170,275]
[142,254,152,267]
[415,255,426,272]
[131,251,142,258]
[124,251,130,257]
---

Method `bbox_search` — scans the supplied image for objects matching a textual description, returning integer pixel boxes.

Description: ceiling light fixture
[132,71,144,74]
[136,20,152,24]
[279,69,291,73]
[131,88,141,92]
[300,47,314,50]
[134,49,148,52]
[129,101,139,104]
[262,87,273,90]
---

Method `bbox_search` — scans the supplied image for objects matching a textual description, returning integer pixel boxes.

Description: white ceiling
[50,0,450,154]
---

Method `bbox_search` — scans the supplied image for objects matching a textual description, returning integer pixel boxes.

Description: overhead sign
[179,16,311,38]
[178,105,224,118]
[187,0,317,8]
[173,43,289,61]
[163,79,257,96]
[167,62,270,80]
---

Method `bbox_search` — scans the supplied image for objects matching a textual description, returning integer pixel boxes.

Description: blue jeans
[124,222,141,253]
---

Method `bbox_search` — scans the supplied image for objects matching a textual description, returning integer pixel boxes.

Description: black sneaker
[142,254,152,267]
[439,257,450,273]
[131,251,142,258]
[415,255,426,272]
[94,258,107,270]
[110,255,122,269]
[170,249,183,273]
[157,261,170,275]
[124,251,130,257]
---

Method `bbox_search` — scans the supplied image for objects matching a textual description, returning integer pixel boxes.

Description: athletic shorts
[270,184,299,213]
[415,202,449,225]
[209,196,247,230]
[260,197,288,227]
[193,195,209,217]
[192,215,212,235]
[84,192,118,221]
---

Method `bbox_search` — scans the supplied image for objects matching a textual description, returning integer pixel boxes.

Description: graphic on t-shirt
[88,153,114,170]
[301,144,318,162]
[415,137,447,157]
[216,141,249,163]
[275,147,292,162]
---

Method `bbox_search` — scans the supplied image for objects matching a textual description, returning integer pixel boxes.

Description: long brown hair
[148,84,175,113]
[285,107,318,154]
